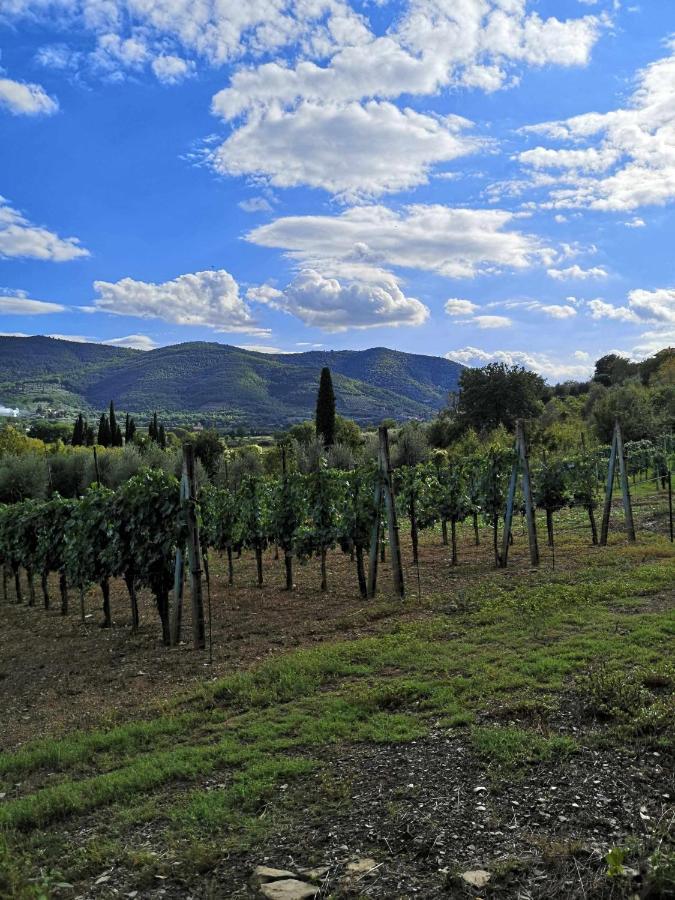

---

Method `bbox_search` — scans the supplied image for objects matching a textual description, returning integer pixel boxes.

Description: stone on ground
[461,869,492,888]
[259,879,319,900]
[253,865,297,883]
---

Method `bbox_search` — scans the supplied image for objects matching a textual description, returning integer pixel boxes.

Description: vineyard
[0,427,673,650]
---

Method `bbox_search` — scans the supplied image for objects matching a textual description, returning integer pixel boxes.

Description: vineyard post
[668,470,673,543]
[500,446,520,568]
[379,426,405,599]
[184,444,206,650]
[615,422,636,542]
[518,421,539,567]
[600,426,618,545]
[170,472,188,646]
[281,445,294,591]
[367,476,382,598]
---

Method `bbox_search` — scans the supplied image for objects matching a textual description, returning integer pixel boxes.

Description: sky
[1,0,675,383]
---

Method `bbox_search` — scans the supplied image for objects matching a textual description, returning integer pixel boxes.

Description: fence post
[668,470,674,543]
[615,422,636,542]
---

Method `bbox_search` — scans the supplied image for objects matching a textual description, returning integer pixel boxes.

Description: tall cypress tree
[109,401,118,444]
[97,414,111,447]
[85,424,95,446]
[126,416,136,444]
[158,424,166,449]
[72,414,84,446]
[315,366,336,447]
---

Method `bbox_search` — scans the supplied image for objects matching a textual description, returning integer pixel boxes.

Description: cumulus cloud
[151,55,194,84]
[588,288,675,324]
[445,346,594,382]
[0,77,58,115]
[540,304,577,318]
[247,268,428,331]
[247,205,552,280]
[0,293,65,314]
[236,344,288,354]
[518,45,675,211]
[445,298,478,316]
[0,197,89,261]
[89,269,268,334]
[547,264,608,280]
[211,102,479,199]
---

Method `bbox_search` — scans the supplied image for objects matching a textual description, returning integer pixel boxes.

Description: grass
[0,531,673,897]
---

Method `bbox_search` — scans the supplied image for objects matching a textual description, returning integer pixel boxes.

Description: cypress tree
[315,366,336,447]
[97,414,111,447]
[85,425,95,446]
[72,414,84,446]
[126,416,136,444]
[158,424,166,449]
[109,401,118,444]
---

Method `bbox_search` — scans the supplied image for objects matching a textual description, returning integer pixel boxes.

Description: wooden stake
[600,426,618,546]
[501,420,539,568]
[184,444,206,649]
[615,422,636,542]
[378,426,405,599]
[170,473,188,646]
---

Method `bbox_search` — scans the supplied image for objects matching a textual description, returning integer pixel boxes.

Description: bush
[0,454,49,502]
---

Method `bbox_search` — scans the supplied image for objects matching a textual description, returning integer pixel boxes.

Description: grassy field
[0,502,673,898]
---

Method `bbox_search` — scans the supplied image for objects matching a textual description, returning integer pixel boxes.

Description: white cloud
[0,77,58,115]
[211,101,479,199]
[236,343,288,354]
[540,304,577,318]
[0,197,89,261]
[89,269,268,334]
[238,196,273,213]
[588,288,675,324]
[445,346,594,382]
[104,333,157,350]
[445,298,478,316]
[547,264,608,280]
[627,288,675,323]
[473,315,512,329]
[151,55,194,84]
[247,204,552,280]
[518,46,675,211]
[624,217,646,228]
[247,268,428,331]
[587,298,639,322]
[0,294,65,314]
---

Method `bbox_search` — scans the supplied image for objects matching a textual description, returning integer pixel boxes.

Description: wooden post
[184,444,206,650]
[500,451,519,568]
[379,426,405,599]
[500,421,538,568]
[668,471,673,543]
[367,478,382,598]
[519,421,539,568]
[600,427,618,546]
[615,422,636,542]
[170,472,188,646]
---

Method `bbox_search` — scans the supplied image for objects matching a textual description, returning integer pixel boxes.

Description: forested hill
[0,336,463,428]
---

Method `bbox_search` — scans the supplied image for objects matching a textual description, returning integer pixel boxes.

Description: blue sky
[1,0,675,381]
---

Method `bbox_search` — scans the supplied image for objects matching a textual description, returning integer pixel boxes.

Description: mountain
[0,336,463,429]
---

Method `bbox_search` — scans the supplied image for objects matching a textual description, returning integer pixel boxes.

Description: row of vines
[0,437,672,646]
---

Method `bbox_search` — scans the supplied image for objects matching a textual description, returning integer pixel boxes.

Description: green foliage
[456,363,546,431]
[533,458,569,514]
[63,485,115,592]
[0,453,49,502]
[315,366,336,447]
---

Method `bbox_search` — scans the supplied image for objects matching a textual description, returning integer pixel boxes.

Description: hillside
[0,337,463,428]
